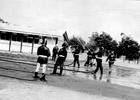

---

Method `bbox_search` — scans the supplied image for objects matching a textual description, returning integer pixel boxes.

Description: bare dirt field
[0,51,140,100]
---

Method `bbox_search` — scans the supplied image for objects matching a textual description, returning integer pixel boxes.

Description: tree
[117,33,140,61]
[88,31,118,55]
[69,36,86,52]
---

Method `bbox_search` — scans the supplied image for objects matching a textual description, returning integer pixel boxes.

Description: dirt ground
[0,52,140,100]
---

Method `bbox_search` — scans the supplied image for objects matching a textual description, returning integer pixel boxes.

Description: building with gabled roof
[0,23,64,54]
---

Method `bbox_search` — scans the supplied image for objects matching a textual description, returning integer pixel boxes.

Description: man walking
[92,47,103,80]
[84,49,94,71]
[72,46,80,70]
[106,51,116,76]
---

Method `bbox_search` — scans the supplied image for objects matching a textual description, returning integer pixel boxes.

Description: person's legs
[99,60,103,80]
[73,56,76,67]
[99,65,103,80]
[53,53,57,61]
[85,57,90,71]
[84,59,87,66]
[42,64,47,74]
[51,63,58,74]
[59,63,64,75]
[51,58,60,74]
[33,63,40,78]
[52,53,54,60]
[94,62,99,74]
[92,59,96,66]
[108,62,114,75]
[89,58,93,67]
[35,63,40,72]
[40,64,47,81]
[77,56,80,68]
[92,59,100,80]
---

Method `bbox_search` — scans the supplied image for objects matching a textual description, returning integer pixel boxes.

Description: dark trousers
[109,61,114,68]
[94,59,103,75]
[52,53,57,61]
[73,55,80,68]
[52,57,64,75]
[84,57,92,67]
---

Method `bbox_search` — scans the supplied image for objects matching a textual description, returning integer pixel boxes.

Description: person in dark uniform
[52,44,59,61]
[92,49,96,66]
[84,49,94,71]
[92,47,103,80]
[106,51,116,76]
[50,42,68,75]
[72,46,80,69]
[33,38,51,82]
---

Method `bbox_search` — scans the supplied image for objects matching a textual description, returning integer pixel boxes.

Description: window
[28,37,32,43]
[17,35,21,42]
[5,33,10,40]
[23,36,27,42]
[1,33,6,40]
[35,38,39,44]
[12,34,17,41]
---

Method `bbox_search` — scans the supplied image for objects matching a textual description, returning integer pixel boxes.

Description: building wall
[0,31,63,55]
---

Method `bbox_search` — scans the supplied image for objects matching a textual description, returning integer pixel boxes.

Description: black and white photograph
[0,0,140,100]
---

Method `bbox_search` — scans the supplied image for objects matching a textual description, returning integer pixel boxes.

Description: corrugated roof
[0,23,64,38]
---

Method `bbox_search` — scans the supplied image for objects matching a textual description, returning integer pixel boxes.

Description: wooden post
[20,35,23,53]
[56,38,58,44]
[0,32,1,40]
[9,33,12,51]
[31,37,35,54]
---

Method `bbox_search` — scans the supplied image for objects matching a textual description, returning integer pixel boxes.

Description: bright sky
[0,0,140,43]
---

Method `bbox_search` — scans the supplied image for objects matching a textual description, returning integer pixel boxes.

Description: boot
[92,72,97,80]
[59,65,63,76]
[40,73,47,82]
[50,64,57,75]
[33,72,39,79]
[99,75,103,80]
[78,64,80,69]
[93,74,97,80]
[108,71,111,76]
[73,61,76,67]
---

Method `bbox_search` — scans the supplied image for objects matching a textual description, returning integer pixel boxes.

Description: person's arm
[56,47,59,53]
[64,51,67,61]
[37,47,40,55]
[106,55,110,62]
[47,48,51,57]
[113,56,116,61]
[52,47,55,53]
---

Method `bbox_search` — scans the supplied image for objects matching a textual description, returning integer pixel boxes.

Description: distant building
[0,25,64,54]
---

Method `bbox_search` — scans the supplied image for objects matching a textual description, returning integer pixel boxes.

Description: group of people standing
[33,37,116,82]
[33,38,68,82]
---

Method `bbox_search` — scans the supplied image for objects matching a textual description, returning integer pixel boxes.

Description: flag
[63,31,70,45]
